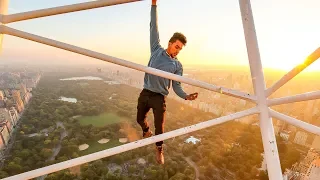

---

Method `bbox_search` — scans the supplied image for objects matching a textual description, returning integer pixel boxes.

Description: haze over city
[1,0,320,71]
[1,0,320,180]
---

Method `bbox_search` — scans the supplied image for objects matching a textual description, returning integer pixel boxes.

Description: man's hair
[169,32,187,46]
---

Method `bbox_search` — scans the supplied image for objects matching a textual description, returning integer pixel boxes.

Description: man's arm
[150,0,161,52]
[173,63,198,100]
[172,67,188,99]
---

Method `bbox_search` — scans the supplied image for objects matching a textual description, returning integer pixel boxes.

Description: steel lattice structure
[0,0,320,179]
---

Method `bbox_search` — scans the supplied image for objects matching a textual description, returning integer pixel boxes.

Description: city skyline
[1,0,319,71]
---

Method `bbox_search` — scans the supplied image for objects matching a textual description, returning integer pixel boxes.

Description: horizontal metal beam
[2,107,259,180]
[1,0,142,24]
[268,90,320,106]
[269,109,320,136]
[0,25,257,102]
[265,47,320,97]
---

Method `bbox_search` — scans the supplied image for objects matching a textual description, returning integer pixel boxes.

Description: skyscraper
[0,90,3,100]
[12,90,24,113]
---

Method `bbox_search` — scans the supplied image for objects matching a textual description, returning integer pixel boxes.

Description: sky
[1,0,320,71]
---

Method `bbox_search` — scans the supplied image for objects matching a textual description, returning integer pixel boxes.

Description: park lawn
[77,113,123,127]
[79,140,123,156]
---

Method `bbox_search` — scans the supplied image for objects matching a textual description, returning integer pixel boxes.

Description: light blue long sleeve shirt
[143,5,188,100]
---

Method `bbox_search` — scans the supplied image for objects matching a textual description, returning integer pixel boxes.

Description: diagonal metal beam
[0,25,257,102]
[1,0,143,24]
[270,109,320,136]
[2,107,259,180]
[268,90,320,106]
[265,47,320,97]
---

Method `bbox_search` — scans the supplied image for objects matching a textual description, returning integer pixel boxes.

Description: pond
[104,80,121,85]
[60,76,103,81]
[59,97,77,103]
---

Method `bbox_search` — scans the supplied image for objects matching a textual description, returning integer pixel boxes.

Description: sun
[259,45,320,72]
[264,55,320,72]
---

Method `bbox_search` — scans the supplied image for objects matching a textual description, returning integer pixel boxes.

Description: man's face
[167,40,184,58]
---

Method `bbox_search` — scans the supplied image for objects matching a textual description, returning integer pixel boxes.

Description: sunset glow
[1,0,319,72]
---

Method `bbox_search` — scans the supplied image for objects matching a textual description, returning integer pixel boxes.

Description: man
[136,0,198,165]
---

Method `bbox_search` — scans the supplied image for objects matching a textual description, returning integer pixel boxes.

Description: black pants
[137,89,166,146]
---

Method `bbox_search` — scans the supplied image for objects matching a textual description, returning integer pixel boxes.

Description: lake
[60,76,103,81]
[59,97,77,103]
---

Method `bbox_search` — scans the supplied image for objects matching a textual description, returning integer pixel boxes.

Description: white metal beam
[0,25,257,102]
[2,107,259,180]
[0,0,8,51]
[239,0,283,179]
[1,0,142,24]
[268,90,320,106]
[270,109,320,136]
[266,47,320,97]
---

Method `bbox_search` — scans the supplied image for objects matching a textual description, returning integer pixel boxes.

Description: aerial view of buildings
[0,71,41,152]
